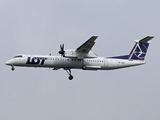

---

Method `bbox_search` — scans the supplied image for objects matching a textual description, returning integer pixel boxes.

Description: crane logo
[134,44,147,59]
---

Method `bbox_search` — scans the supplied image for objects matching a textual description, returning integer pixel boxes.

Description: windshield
[14,55,23,58]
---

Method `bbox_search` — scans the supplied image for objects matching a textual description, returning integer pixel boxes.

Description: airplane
[5,36,154,80]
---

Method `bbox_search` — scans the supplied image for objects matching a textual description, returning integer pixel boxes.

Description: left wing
[76,36,98,53]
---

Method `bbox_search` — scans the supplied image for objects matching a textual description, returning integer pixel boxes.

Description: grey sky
[0,0,160,120]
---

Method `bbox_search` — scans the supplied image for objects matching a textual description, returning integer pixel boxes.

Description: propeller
[58,44,65,57]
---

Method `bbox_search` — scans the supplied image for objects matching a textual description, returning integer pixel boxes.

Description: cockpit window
[14,55,23,58]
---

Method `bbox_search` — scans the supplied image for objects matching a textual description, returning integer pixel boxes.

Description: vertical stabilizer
[129,36,154,60]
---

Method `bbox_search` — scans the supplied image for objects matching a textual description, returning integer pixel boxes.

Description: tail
[129,36,154,60]
[108,36,154,60]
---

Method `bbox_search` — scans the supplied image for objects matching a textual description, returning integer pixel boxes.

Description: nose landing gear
[11,65,15,71]
[66,69,73,80]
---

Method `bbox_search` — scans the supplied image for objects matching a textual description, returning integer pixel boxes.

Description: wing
[76,36,98,53]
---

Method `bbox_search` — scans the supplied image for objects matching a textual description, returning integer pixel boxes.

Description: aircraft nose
[5,59,13,65]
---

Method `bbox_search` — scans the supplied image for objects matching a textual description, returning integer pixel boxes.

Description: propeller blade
[58,44,65,56]
[62,44,64,50]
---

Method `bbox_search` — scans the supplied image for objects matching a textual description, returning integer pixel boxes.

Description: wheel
[11,67,15,71]
[68,75,73,80]
[82,65,86,70]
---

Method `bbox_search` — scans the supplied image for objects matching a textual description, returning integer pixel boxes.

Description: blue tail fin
[129,36,154,60]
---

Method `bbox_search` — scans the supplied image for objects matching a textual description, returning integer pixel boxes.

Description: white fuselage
[5,36,153,80]
[5,54,145,70]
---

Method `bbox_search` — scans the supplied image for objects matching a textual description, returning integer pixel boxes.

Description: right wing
[76,36,98,53]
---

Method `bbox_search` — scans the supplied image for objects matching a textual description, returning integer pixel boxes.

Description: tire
[82,65,86,70]
[11,67,15,71]
[69,75,73,80]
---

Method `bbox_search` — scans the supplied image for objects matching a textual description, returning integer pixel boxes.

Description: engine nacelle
[64,49,98,59]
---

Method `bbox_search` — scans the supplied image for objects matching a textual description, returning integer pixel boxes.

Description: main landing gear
[81,65,86,70]
[66,69,73,80]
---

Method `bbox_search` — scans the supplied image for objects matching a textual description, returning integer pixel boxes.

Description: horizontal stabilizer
[136,36,154,43]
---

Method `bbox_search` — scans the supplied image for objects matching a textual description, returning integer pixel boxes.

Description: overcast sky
[0,0,160,120]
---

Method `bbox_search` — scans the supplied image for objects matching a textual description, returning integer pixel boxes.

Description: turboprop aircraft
[5,36,154,80]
